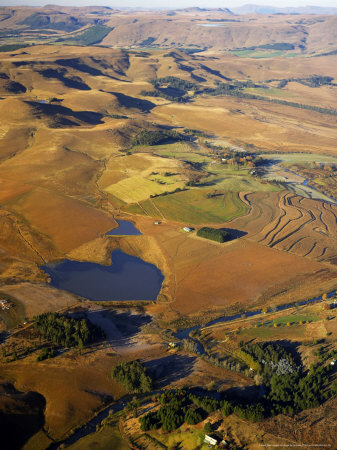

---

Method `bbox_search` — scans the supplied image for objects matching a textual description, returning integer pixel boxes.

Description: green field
[272,313,319,325]
[231,50,300,58]
[261,153,337,165]
[134,141,211,163]
[238,313,319,340]
[206,165,280,192]
[67,422,129,450]
[239,324,305,340]
[125,189,248,224]
[149,427,210,450]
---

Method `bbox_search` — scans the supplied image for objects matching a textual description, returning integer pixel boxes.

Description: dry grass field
[0,8,337,447]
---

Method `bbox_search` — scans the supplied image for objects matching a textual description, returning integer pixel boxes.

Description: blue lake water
[42,249,163,301]
[106,220,142,236]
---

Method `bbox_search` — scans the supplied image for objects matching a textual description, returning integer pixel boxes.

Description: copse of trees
[272,75,335,89]
[34,312,104,348]
[132,129,181,146]
[184,409,203,425]
[140,390,218,432]
[151,76,197,91]
[36,347,55,361]
[141,89,189,102]
[197,227,231,243]
[141,76,198,102]
[240,342,336,416]
[111,360,152,393]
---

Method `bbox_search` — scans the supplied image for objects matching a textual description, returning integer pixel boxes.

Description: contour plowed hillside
[230,192,337,263]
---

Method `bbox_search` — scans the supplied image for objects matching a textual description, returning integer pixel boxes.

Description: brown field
[126,216,337,317]
[150,96,337,155]
[1,352,125,442]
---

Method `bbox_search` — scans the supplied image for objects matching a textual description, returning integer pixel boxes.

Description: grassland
[125,189,248,224]
[67,413,129,450]
[263,153,337,165]
[205,165,280,192]
[148,426,208,449]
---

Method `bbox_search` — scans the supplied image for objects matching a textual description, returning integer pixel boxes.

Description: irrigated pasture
[126,189,248,224]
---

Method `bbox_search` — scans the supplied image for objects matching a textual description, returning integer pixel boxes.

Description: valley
[0,5,336,449]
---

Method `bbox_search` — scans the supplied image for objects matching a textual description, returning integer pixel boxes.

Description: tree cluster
[34,312,104,348]
[139,390,219,432]
[132,129,181,146]
[36,347,56,361]
[241,342,335,415]
[111,360,152,393]
[197,227,231,243]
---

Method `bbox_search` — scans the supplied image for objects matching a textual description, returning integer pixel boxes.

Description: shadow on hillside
[103,310,152,339]
[39,68,90,90]
[0,383,46,450]
[55,58,122,81]
[78,309,152,351]
[2,80,26,94]
[108,91,156,112]
[225,384,260,402]
[25,101,103,127]
[145,354,196,388]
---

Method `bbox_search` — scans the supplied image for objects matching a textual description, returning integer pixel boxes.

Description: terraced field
[229,191,337,264]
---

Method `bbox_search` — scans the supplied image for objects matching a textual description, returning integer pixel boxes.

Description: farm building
[0,299,12,310]
[204,435,219,446]
[183,227,193,232]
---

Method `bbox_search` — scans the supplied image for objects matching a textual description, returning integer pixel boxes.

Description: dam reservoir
[42,249,164,302]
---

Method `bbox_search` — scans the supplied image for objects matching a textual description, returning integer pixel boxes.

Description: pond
[42,249,163,301]
[106,220,142,236]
